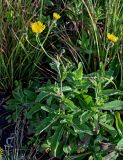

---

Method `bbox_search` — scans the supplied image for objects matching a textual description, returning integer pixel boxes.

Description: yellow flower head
[53,12,61,21]
[31,21,46,33]
[107,33,118,43]
[0,147,3,157]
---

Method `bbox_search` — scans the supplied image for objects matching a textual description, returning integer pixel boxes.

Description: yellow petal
[107,33,118,43]
[31,21,46,33]
[53,12,61,20]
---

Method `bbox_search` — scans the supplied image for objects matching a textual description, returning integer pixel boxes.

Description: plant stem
[42,21,55,46]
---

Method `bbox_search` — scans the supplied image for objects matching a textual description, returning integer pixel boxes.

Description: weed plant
[0,0,123,159]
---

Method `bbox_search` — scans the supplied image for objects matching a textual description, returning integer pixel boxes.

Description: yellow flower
[31,21,46,33]
[0,147,3,157]
[107,33,118,43]
[53,12,61,20]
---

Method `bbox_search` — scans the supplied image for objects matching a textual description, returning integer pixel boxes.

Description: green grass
[0,0,123,90]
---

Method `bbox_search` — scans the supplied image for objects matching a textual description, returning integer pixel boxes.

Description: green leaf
[50,61,60,73]
[103,151,118,160]
[73,124,93,135]
[79,111,94,124]
[46,96,53,106]
[64,98,77,111]
[24,89,36,101]
[73,62,83,81]
[35,91,50,102]
[101,100,123,110]
[61,67,67,81]
[115,112,123,137]
[64,152,90,160]
[51,125,64,157]
[83,94,92,104]
[117,138,123,149]
[12,87,24,103]
[26,103,41,119]
[63,145,72,154]
[41,105,55,113]
[100,112,114,125]
[99,122,117,137]
[6,99,20,110]
[62,86,72,92]
[60,114,73,124]
[35,116,59,134]
[100,89,123,96]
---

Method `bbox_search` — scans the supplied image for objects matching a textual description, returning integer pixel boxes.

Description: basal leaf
[117,138,123,149]
[26,103,41,119]
[101,100,123,110]
[99,122,117,137]
[12,87,25,103]
[73,124,93,135]
[35,116,59,135]
[103,151,118,160]
[51,125,64,157]
[115,112,123,137]
[23,89,37,101]
[35,91,50,102]
[100,89,123,96]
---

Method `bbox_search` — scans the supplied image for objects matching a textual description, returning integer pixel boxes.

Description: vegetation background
[0,0,123,159]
